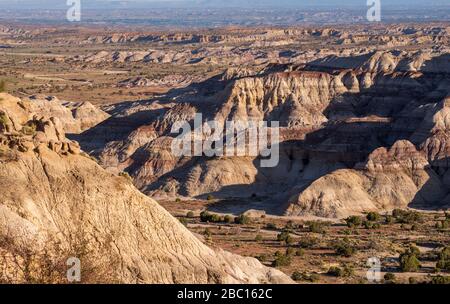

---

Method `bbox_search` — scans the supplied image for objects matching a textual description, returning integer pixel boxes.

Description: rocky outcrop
[286,140,447,218]
[214,71,343,128]
[307,50,450,74]
[0,93,292,284]
[24,95,109,134]
[118,75,197,88]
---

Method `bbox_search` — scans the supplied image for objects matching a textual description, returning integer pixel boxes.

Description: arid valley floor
[0,20,449,284]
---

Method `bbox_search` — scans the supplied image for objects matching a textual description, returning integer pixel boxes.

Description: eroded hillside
[0,93,291,283]
[69,50,450,218]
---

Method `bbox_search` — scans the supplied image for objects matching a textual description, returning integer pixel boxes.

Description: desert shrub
[0,112,7,125]
[175,198,181,203]
[442,220,448,229]
[436,247,450,271]
[335,239,357,257]
[203,228,212,238]
[284,221,296,231]
[234,214,251,225]
[327,265,353,277]
[256,254,268,262]
[298,236,318,249]
[296,249,305,257]
[436,220,449,230]
[286,247,296,256]
[392,209,422,224]
[223,215,234,223]
[392,209,403,218]
[366,212,381,222]
[291,271,319,282]
[21,121,37,136]
[265,223,277,230]
[345,216,363,228]
[327,266,343,277]
[0,112,8,133]
[291,271,303,281]
[430,275,450,284]
[385,215,394,224]
[255,234,263,242]
[408,277,418,284]
[212,214,223,222]
[408,245,421,257]
[341,229,352,235]
[307,221,328,233]
[438,246,450,262]
[363,221,381,229]
[186,211,195,218]
[308,273,320,282]
[206,194,214,201]
[343,265,355,277]
[179,218,188,227]
[0,80,6,93]
[272,254,292,267]
[0,244,67,283]
[0,229,118,283]
[384,273,396,282]
[399,246,421,272]
[363,220,373,229]
[200,211,222,223]
[277,231,293,245]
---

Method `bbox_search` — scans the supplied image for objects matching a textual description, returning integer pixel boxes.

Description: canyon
[0,20,449,284]
[72,49,450,218]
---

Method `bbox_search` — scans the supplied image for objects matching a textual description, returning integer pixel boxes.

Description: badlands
[0,22,449,284]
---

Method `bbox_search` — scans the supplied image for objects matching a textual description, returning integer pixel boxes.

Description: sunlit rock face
[75,49,450,218]
[0,93,292,284]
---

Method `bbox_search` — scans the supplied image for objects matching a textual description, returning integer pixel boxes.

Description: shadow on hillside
[409,157,450,211]
[152,55,449,215]
[69,70,243,153]
[76,54,450,215]
[68,105,167,153]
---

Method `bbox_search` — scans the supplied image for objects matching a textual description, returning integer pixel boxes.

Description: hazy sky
[1,0,449,9]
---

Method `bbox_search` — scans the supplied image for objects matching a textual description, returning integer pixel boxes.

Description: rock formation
[24,95,110,133]
[74,49,450,218]
[0,93,291,283]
